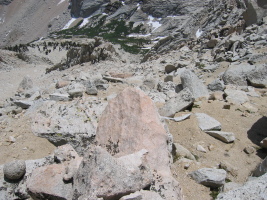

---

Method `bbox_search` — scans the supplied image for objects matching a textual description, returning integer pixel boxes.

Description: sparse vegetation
[51,15,150,54]
[210,188,220,200]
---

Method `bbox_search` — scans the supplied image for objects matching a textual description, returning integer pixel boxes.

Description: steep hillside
[0,0,71,47]
[0,0,267,200]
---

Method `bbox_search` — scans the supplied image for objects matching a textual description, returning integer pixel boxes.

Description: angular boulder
[190,168,227,188]
[223,63,267,88]
[216,173,267,200]
[180,69,209,99]
[27,164,73,200]
[159,88,194,117]
[95,87,183,200]
[96,87,170,172]
[73,146,153,200]
[224,89,249,105]
[31,98,107,153]
[208,79,225,91]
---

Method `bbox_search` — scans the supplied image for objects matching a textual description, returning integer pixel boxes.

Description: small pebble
[244,146,255,154]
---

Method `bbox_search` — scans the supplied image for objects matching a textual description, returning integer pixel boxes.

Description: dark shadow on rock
[257,0,267,9]
[256,148,267,159]
[247,116,267,158]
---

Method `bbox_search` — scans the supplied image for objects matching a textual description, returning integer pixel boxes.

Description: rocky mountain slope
[0,0,267,200]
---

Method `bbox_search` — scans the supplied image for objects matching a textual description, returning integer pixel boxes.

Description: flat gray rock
[205,131,235,143]
[161,113,191,122]
[195,113,222,131]
[14,100,33,109]
[190,168,227,188]
[49,93,70,101]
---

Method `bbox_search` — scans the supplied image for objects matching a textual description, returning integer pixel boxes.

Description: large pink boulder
[96,87,170,174]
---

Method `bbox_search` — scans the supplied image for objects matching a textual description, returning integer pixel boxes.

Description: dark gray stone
[190,168,226,188]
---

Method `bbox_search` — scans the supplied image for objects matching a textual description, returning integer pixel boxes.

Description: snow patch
[62,18,77,30]
[137,3,141,10]
[79,16,91,28]
[128,33,151,38]
[196,29,203,38]
[142,47,152,50]
[121,1,125,5]
[57,0,66,5]
[148,15,161,31]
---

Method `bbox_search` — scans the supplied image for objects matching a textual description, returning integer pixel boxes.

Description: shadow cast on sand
[247,116,267,158]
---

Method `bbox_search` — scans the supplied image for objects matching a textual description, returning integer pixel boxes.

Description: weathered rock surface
[223,63,267,88]
[3,160,26,180]
[216,173,267,200]
[95,87,183,199]
[17,76,33,92]
[190,168,227,188]
[0,155,54,200]
[31,98,107,153]
[49,93,70,102]
[71,0,109,18]
[195,113,222,131]
[27,163,73,200]
[73,146,153,200]
[180,70,209,99]
[205,131,235,143]
[208,79,225,91]
[224,89,249,105]
[243,0,267,26]
[96,87,170,172]
[159,88,194,117]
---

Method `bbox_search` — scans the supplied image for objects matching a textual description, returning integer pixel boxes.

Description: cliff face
[71,0,109,18]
